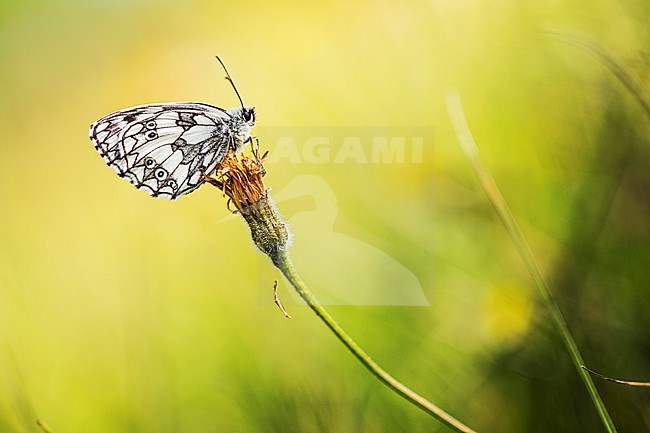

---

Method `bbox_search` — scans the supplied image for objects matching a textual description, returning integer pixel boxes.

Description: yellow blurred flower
[481,282,532,344]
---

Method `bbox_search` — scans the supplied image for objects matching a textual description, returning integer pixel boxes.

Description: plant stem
[36,420,54,433]
[582,366,650,387]
[271,250,478,433]
[544,29,650,120]
[446,90,618,433]
[217,143,478,432]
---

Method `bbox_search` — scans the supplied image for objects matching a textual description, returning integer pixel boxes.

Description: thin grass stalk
[445,90,618,433]
[544,30,650,120]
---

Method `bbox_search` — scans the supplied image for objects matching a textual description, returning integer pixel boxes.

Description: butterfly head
[228,106,256,127]
[228,106,256,149]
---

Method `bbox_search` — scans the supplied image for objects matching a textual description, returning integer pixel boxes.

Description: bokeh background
[1,1,648,432]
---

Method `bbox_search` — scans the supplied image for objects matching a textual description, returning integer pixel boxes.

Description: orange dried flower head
[210,143,291,261]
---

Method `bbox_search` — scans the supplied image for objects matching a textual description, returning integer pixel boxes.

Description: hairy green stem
[446,90,618,433]
[271,250,478,433]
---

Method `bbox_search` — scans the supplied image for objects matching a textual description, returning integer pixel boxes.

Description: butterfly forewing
[90,103,233,199]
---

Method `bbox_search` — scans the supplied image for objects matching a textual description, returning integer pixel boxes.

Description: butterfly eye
[167,179,177,189]
[145,120,156,129]
[155,168,168,180]
[144,157,156,168]
[146,130,158,140]
[242,108,255,123]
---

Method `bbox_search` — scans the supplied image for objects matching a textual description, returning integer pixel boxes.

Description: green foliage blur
[0,1,648,432]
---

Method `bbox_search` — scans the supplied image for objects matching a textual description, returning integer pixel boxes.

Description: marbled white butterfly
[89,57,255,199]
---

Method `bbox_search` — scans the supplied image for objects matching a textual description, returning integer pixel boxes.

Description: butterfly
[89,57,255,200]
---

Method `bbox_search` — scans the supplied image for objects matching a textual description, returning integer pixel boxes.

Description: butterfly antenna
[215,55,245,109]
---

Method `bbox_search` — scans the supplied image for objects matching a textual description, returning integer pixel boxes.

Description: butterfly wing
[89,103,232,199]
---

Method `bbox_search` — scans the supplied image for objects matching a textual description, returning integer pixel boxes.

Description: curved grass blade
[446,90,619,433]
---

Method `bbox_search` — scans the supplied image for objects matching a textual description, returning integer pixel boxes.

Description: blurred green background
[1,1,648,432]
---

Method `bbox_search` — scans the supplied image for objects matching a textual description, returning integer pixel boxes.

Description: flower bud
[213,147,291,263]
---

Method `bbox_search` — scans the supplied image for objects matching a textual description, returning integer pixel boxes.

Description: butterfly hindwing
[90,103,232,199]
